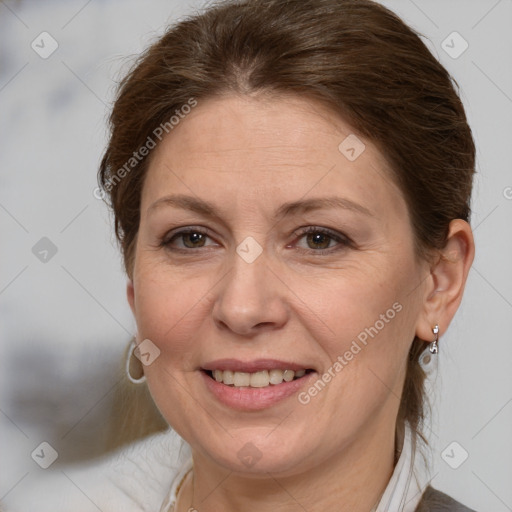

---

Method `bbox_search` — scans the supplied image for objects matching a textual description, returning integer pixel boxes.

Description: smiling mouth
[202,368,315,388]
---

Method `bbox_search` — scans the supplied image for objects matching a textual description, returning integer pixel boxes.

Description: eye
[160,226,352,255]
[293,227,352,254]
[161,228,216,251]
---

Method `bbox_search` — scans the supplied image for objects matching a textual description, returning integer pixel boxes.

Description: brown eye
[305,231,332,250]
[180,231,207,248]
[162,228,216,250]
[294,227,352,254]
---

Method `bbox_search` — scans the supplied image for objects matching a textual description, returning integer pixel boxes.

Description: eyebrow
[147,194,374,220]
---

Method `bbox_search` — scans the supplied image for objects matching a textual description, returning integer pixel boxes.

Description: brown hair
[99,0,475,453]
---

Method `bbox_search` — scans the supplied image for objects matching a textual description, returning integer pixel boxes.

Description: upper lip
[201,359,314,373]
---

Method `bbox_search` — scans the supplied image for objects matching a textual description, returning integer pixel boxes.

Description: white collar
[375,422,424,512]
[160,421,424,512]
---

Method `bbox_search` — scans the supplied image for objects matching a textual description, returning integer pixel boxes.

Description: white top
[1,422,425,512]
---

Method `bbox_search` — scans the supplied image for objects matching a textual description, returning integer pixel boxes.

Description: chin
[199,430,318,477]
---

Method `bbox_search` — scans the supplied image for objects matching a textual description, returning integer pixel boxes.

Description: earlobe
[415,219,475,342]
[127,279,136,316]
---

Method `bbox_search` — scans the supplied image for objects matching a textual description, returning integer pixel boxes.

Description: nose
[211,247,289,337]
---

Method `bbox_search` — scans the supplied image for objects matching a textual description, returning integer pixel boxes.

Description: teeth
[209,369,308,387]
[250,371,269,388]
[233,372,250,387]
[269,369,284,385]
[283,369,295,382]
[223,370,234,385]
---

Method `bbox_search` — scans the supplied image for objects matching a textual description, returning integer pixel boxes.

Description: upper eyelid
[163,225,345,239]
[163,226,215,241]
[297,226,350,240]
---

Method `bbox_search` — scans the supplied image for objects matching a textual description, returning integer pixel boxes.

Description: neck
[178,417,399,512]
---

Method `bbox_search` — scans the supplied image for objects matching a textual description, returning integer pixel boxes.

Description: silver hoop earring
[126,338,146,384]
[429,324,439,354]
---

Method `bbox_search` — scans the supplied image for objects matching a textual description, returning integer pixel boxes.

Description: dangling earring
[126,337,146,384]
[419,324,440,372]
[430,324,439,354]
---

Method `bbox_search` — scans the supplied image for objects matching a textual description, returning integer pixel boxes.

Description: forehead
[141,94,406,221]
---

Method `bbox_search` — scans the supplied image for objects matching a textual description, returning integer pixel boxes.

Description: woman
[84,0,479,510]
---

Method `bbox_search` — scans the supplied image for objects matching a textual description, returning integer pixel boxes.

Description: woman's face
[127,94,430,476]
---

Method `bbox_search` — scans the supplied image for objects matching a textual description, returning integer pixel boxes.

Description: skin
[127,93,474,512]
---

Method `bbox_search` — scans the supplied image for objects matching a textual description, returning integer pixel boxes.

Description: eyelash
[160,226,353,255]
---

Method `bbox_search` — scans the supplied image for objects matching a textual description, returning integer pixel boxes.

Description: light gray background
[0,0,511,510]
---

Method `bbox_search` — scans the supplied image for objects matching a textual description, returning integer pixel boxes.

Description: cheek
[299,261,416,352]
[298,260,419,405]
[132,262,204,358]
[131,256,218,373]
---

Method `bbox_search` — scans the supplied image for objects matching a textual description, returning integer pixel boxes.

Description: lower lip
[200,370,316,411]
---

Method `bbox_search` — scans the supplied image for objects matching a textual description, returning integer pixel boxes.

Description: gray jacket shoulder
[415,486,478,512]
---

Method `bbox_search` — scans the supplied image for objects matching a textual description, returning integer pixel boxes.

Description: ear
[127,278,136,316]
[415,219,475,342]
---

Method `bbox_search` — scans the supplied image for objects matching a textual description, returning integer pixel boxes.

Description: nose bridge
[212,242,287,335]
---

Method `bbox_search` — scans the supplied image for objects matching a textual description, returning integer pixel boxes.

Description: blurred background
[0,0,511,510]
